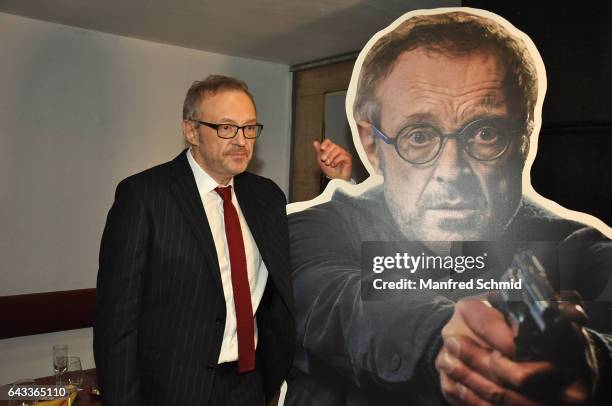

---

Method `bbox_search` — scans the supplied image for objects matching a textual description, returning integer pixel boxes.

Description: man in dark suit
[94,75,295,406]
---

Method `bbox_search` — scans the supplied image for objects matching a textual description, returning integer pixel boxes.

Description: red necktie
[215,186,255,373]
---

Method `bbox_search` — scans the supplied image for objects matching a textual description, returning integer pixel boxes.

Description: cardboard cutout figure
[285,8,612,406]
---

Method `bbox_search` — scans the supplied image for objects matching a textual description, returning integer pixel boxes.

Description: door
[290,60,358,203]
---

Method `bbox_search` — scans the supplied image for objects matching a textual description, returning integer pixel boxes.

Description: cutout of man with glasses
[286,8,612,406]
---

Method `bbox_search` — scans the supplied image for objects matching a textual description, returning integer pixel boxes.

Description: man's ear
[181,120,198,146]
[357,120,381,174]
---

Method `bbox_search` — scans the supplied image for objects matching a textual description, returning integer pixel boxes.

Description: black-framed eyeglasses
[372,118,518,165]
[190,119,263,139]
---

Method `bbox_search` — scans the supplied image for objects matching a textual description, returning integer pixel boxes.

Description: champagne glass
[52,344,68,385]
[65,356,83,389]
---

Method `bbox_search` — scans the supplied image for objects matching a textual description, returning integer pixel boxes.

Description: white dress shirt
[187,149,268,363]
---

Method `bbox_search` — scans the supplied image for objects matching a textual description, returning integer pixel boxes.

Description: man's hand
[313,139,352,181]
[435,298,590,405]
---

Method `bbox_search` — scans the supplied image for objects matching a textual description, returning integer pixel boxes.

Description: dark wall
[464,1,612,225]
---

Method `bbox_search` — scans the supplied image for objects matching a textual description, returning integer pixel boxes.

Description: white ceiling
[0,0,459,66]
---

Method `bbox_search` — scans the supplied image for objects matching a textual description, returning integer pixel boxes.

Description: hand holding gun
[489,250,600,401]
[436,250,602,405]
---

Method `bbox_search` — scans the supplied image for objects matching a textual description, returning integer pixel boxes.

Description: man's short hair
[353,11,538,157]
[182,74,255,120]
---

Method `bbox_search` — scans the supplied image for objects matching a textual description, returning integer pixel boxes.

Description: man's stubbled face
[374,48,524,241]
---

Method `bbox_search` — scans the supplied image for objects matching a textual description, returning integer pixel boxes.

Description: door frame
[289,59,355,203]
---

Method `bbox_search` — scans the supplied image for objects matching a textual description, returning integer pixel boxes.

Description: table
[1,369,100,406]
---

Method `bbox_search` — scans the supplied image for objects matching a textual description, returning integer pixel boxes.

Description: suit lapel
[169,151,223,290]
[234,174,270,269]
[234,175,294,312]
[169,155,289,309]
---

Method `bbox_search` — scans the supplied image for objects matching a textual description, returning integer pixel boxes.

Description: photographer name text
[372,278,522,291]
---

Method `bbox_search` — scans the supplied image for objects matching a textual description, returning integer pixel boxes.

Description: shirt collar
[186,148,234,199]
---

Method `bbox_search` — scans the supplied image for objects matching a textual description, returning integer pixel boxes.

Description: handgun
[489,250,589,370]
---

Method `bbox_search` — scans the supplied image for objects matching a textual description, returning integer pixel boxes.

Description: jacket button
[215,317,223,325]
[391,354,402,371]
[207,363,214,370]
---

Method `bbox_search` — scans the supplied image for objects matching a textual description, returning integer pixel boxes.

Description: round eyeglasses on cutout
[372,118,518,165]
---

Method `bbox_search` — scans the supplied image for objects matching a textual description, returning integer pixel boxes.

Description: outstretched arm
[289,204,453,398]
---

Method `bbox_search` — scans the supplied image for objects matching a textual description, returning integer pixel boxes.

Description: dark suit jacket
[286,185,612,406]
[94,150,295,406]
